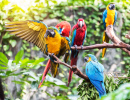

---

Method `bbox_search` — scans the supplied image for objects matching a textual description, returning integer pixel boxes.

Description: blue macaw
[102,3,117,57]
[84,54,106,98]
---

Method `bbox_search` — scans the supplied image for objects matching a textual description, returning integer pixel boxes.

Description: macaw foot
[80,45,83,50]
[66,50,70,54]
[74,45,77,50]
[108,25,113,28]
[50,53,54,57]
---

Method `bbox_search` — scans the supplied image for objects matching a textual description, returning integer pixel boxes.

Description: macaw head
[55,21,71,37]
[84,54,97,62]
[44,27,59,38]
[77,18,85,28]
[107,3,115,10]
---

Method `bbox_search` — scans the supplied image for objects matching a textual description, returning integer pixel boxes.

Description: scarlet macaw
[84,54,106,98]
[102,3,117,57]
[68,18,87,86]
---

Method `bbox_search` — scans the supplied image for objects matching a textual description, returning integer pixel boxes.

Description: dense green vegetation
[0,0,130,100]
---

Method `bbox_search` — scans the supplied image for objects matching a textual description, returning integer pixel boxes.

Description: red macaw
[68,18,87,86]
[38,21,71,88]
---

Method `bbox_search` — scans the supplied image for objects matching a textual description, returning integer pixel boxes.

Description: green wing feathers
[5,21,47,53]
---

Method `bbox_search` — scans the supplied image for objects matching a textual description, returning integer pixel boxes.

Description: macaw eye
[84,57,89,62]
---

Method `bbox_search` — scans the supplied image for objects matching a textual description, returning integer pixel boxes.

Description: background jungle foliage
[0,0,130,100]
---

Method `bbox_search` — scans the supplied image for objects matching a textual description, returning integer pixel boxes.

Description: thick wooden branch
[71,43,128,50]
[48,53,90,82]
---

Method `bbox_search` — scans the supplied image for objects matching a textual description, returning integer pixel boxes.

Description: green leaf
[12,81,25,84]
[9,40,16,47]
[14,50,24,64]
[0,52,8,64]
[0,66,8,70]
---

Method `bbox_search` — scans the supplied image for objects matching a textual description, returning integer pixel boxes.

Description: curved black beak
[44,30,55,38]
[84,57,89,62]
[109,4,115,10]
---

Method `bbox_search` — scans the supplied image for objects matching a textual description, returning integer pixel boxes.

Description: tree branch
[48,53,90,82]
[71,26,130,55]
[71,43,128,50]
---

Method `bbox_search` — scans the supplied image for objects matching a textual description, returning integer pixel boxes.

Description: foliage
[77,70,130,100]
[77,75,118,100]
[0,0,129,99]
[100,83,130,100]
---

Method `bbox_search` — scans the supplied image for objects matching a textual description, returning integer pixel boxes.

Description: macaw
[84,54,106,98]
[68,18,87,86]
[4,20,71,87]
[38,21,71,88]
[55,21,71,37]
[102,3,117,57]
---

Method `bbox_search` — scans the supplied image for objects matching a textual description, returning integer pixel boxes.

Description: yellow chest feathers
[46,30,61,55]
[105,6,115,27]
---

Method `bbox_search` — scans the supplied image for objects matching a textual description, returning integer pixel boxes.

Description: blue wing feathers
[90,80,106,98]
[33,20,48,28]
[71,29,76,46]
[103,10,107,29]
[114,11,117,25]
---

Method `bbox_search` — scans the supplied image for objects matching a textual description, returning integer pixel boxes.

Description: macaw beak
[61,27,64,34]
[44,30,55,38]
[109,4,115,10]
[79,21,83,28]
[84,57,89,62]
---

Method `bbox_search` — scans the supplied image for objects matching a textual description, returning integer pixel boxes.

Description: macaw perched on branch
[84,54,106,98]
[4,20,71,88]
[38,21,71,88]
[39,21,71,88]
[68,18,87,86]
[102,3,117,57]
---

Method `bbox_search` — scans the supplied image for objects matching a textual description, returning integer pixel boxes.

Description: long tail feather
[50,61,59,77]
[67,70,73,86]
[67,53,78,86]
[90,80,106,98]
[38,59,51,88]
[102,31,109,57]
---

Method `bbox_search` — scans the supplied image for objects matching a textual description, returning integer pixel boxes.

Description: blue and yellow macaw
[84,54,106,98]
[5,21,71,88]
[102,3,117,57]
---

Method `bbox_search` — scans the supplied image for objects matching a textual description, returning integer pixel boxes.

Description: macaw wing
[82,30,87,45]
[71,26,77,46]
[5,20,48,53]
[58,37,70,63]
[114,11,117,25]
[85,61,104,82]
[103,10,107,29]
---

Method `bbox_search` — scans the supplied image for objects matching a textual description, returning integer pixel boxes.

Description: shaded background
[0,0,130,100]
